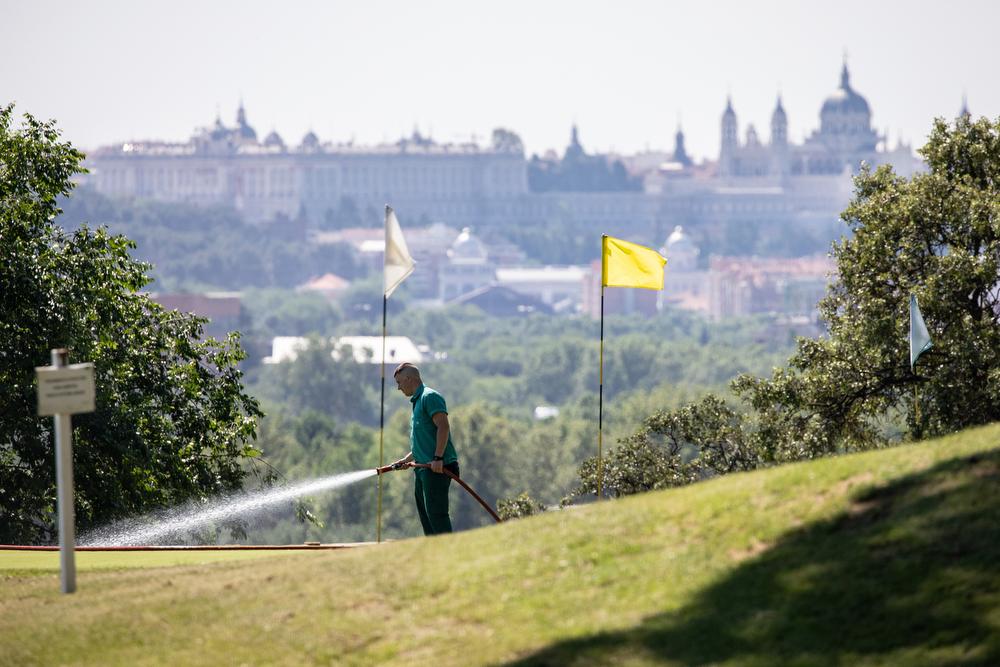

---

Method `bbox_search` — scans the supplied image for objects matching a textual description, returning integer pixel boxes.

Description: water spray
[377,462,502,523]
[81,469,377,547]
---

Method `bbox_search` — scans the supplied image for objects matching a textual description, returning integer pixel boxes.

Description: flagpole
[377,294,387,543]
[598,284,605,499]
[379,204,415,543]
[595,234,665,501]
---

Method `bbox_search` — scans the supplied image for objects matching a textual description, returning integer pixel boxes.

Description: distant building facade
[707,255,835,321]
[84,63,923,244]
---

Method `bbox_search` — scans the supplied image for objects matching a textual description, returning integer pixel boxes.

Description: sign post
[36,349,95,594]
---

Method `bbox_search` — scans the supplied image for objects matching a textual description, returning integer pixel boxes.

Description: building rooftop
[495,266,587,283]
[263,335,424,365]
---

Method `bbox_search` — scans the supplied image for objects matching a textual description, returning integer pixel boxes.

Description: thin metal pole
[598,286,605,499]
[377,295,388,543]
[52,349,76,594]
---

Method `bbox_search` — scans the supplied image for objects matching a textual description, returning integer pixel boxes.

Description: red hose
[377,463,502,523]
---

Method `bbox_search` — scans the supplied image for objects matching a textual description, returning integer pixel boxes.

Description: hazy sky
[3,0,997,161]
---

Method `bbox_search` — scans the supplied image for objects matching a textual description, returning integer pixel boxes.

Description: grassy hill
[3,424,1000,666]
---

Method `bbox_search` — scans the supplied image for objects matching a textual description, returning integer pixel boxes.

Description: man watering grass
[387,363,460,535]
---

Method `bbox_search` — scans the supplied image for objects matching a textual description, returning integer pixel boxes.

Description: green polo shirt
[409,384,458,465]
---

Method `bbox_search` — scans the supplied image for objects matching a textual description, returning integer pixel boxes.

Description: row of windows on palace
[95,180,825,223]
[95,162,526,199]
[96,167,836,219]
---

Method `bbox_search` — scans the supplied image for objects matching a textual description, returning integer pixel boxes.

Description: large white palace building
[84,63,923,235]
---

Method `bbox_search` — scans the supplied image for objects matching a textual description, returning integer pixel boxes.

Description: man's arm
[391,451,414,468]
[430,412,449,473]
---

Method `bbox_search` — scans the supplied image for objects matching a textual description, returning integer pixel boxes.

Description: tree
[59,187,366,291]
[496,492,545,520]
[0,105,264,543]
[252,337,380,426]
[242,288,341,340]
[491,128,524,155]
[574,395,753,498]
[735,115,1000,450]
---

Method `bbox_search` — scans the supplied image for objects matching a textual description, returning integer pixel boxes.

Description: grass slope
[0,549,300,575]
[3,425,1000,666]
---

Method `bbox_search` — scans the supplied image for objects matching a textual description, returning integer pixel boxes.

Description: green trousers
[413,464,458,535]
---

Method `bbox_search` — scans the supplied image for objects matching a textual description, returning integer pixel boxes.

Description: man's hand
[430,459,444,474]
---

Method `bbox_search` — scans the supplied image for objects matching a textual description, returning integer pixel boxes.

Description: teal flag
[909,294,932,372]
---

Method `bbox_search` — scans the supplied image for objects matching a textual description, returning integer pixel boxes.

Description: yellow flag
[601,235,667,290]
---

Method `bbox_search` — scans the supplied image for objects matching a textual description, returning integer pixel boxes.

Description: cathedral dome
[209,115,229,141]
[821,63,871,117]
[300,130,320,150]
[816,62,878,153]
[661,225,699,271]
[263,130,285,148]
[660,225,701,271]
[237,124,258,141]
[448,227,488,262]
[665,225,689,247]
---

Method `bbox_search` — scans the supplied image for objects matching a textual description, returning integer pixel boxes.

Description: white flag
[909,294,932,372]
[384,205,415,298]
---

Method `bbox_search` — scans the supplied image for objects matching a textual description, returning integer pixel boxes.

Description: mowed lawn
[3,424,1000,666]
[0,548,308,574]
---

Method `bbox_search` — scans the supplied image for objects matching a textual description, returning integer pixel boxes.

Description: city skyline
[3,0,998,160]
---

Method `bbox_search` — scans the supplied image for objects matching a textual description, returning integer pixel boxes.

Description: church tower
[234,100,258,144]
[770,95,788,147]
[720,97,738,176]
[672,124,693,167]
[566,124,585,161]
[770,95,789,176]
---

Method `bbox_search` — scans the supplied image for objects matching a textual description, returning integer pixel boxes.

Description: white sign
[36,363,96,416]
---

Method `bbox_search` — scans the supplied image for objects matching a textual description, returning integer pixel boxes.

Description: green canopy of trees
[59,187,363,292]
[0,105,264,544]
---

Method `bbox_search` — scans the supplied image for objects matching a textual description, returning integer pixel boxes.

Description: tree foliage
[252,337,380,426]
[738,115,1000,448]
[496,492,546,520]
[575,395,758,498]
[596,116,1000,500]
[58,186,363,291]
[0,105,263,543]
[491,128,524,155]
